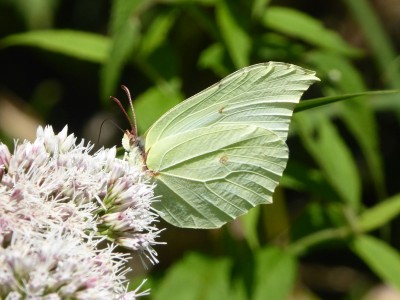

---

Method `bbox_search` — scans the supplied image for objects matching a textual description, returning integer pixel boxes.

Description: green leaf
[159,0,215,4]
[135,79,183,134]
[216,0,251,68]
[291,201,347,242]
[295,90,400,113]
[261,189,291,240]
[152,253,231,300]
[358,194,400,232]
[0,30,110,63]
[262,6,362,56]
[198,43,230,77]
[230,278,248,300]
[11,0,57,29]
[294,114,361,209]
[100,0,144,100]
[138,10,177,58]
[281,160,338,201]
[251,0,271,20]
[240,206,260,250]
[253,247,297,300]
[346,0,400,90]
[352,235,400,291]
[109,0,146,33]
[309,51,386,199]
[255,33,307,62]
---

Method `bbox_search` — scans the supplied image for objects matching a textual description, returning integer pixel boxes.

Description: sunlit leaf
[216,0,251,68]
[358,194,400,232]
[346,0,400,90]
[159,0,215,4]
[295,90,400,113]
[135,79,183,134]
[291,201,346,242]
[251,0,271,20]
[352,235,400,290]
[262,6,362,56]
[152,253,231,300]
[138,10,178,58]
[281,160,338,201]
[240,206,260,250]
[198,43,230,77]
[294,114,361,209]
[0,30,110,63]
[253,247,297,300]
[309,51,386,199]
[100,0,144,100]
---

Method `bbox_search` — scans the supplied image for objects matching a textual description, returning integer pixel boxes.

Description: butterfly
[116,62,319,229]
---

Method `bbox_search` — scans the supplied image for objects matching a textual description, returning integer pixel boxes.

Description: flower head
[0,230,134,299]
[0,125,162,298]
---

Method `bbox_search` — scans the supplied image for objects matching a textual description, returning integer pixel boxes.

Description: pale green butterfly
[118,62,319,229]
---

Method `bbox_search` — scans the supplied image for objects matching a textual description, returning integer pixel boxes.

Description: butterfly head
[122,129,144,153]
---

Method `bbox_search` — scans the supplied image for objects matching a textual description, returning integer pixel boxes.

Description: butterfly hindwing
[146,124,288,228]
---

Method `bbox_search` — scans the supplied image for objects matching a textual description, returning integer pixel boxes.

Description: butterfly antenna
[121,85,138,137]
[110,94,136,136]
[97,119,124,145]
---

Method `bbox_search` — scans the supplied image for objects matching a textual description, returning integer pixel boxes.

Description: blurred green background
[1,0,400,299]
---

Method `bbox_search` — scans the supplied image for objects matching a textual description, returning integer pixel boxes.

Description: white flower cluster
[0,126,162,299]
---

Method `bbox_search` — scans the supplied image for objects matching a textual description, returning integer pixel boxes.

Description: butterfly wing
[144,62,319,152]
[144,62,319,228]
[146,124,288,228]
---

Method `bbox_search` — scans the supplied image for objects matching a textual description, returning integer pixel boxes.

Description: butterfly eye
[129,136,136,147]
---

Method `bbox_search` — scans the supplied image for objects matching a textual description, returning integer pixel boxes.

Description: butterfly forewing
[144,62,319,152]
